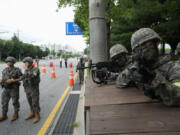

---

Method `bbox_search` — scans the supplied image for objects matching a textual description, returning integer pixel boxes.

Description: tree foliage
[0,35,50,61]
[58,0,180,52]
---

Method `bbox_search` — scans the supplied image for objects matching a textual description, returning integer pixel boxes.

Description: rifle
[127,48,156,98]
[77,60,119,84]
[128,48,155,84]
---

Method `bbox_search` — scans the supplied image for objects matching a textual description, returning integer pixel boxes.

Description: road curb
[73,62,88,135]
[46,72,79,135]
[47,86,73,135]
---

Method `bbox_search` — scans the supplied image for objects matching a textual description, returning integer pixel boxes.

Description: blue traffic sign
[66,22,84,35]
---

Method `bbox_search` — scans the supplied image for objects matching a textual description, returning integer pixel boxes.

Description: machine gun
[127,48,155,84]
[78,60,119,84]
[127,49,156,98]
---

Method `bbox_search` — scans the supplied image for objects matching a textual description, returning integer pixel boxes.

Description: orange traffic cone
[70,70,73,76]
[51,66,56,78]
[42,64,46,73]
[69,62,73,68]
[32,62,35,67]
[34,62,38,67]
[68,71,74,86]
[52,66,55,71]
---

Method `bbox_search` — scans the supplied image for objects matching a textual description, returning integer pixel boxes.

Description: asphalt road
[0,58,78,135]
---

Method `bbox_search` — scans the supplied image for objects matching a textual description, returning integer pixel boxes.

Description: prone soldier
[110,44,129,73]
[109,44,131,84]
[118,28,180,106]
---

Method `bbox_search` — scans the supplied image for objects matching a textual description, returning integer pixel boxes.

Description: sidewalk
[47,73,85,135]
[84,76,180,135]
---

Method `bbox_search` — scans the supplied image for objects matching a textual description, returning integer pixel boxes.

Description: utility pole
[89,0,108,63]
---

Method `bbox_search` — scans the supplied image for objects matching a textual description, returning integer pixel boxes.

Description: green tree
[0,37,50,61]
[58,0,180,55]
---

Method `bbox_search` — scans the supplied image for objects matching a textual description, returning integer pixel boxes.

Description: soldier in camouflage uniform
[118,28,180,106]
[109,44,131,82]
[22,57,41,123]
[110,44,129,72]
[76,58,85,84]
[0,56,22,121]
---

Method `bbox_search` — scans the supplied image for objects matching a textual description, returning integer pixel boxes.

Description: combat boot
[33,112,40,123]
[10,112,19,121]
[25,111,35,120]
[0,113,8,121]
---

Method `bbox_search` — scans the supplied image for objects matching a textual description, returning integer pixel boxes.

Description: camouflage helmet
[110,44,128,59]
[131,28,161,51]
[5,56,16,63]
[176,42,180,54]
[23,57,33,63]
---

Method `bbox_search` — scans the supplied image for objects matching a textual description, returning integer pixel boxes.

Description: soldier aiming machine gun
[127,48,157,98]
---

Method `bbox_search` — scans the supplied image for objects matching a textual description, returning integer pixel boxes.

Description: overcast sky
[0,0,86,52]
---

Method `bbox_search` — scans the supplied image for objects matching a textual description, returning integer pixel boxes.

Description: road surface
[0,58,78,135]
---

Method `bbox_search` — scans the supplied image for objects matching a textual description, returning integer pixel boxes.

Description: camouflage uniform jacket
[22,66,40,90]
[1,67,22,89]
[117,55,180,106]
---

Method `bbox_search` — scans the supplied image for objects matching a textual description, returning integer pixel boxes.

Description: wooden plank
[86,109,90,135]
[90,103,180,134]
[85,77,157,107]
[103,132,180,135]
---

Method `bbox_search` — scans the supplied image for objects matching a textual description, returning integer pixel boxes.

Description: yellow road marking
[38,72,78,135]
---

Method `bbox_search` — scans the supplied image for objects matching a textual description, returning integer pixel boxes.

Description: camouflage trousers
[79,70,84,82]
[25,87,40,113]
[1,88,20,114]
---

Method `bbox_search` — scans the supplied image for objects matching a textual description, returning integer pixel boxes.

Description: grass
[68,122,80,128]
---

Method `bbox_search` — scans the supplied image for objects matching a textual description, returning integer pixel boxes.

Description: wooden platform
[85,77,180,135]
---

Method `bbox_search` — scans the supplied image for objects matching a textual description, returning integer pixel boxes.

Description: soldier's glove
[128,63,143,83]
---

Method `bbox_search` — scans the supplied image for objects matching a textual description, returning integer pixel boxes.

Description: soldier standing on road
[76,58,85,84]
[0,56,22,121]
[22,57,41,123]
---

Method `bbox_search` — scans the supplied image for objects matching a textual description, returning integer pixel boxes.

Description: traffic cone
[51,66,56,78]
[68,71,74,86]
[42,64,46,73]
[49,62,53,67]
[70,70,73,76]
[52,66,55,71]
[34,62,38,67]
[69,62,73,68]
[32,62,35,67]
